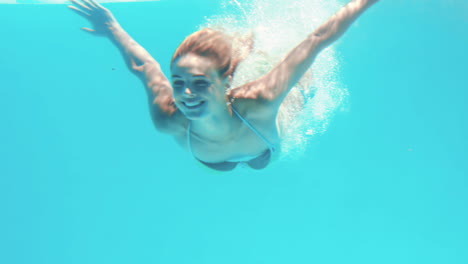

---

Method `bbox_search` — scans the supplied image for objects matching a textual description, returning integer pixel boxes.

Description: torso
[172,98,281,163]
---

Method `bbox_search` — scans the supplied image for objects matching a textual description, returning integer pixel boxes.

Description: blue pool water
[1,0,467,263]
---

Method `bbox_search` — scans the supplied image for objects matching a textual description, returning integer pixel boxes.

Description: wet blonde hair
[171,28,253,79]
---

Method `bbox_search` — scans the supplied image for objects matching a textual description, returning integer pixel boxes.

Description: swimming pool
[1,0,467,263]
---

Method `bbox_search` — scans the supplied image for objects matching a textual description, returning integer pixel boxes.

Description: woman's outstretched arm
[68,0,178,131]
[231,0,379,106]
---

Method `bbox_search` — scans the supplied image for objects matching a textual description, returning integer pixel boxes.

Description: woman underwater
[68,0,379,171]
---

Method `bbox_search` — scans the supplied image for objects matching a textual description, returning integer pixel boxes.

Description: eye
[193,80,210,88]
[172,80,185,88]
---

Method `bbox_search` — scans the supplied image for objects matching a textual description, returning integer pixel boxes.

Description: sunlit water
[1,1,467,263]
[203,0,346,159]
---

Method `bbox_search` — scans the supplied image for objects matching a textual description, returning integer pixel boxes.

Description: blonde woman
[69,0,379,171]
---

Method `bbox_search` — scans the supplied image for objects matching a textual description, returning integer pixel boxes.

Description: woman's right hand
[68,0,119,36]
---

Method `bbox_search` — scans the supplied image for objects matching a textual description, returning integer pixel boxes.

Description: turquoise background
[1,0,467,263]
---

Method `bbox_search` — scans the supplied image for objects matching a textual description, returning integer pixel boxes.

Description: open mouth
[182,101,205,109]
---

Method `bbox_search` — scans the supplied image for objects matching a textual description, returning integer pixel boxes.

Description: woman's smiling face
[171,53,228,120]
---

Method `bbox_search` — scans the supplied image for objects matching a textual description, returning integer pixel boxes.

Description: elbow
[312,19,336,38]
[129,56,157,73]
[131,61,145,72]
[305,34,327,54]
[312,20,340,47]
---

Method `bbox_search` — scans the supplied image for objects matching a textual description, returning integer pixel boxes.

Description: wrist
[107,21,125,38]
[107,20,121,31]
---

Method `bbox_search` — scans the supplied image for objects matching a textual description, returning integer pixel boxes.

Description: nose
[184,87,195,96]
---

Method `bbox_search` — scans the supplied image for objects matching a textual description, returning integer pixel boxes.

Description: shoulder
[228,79,283,117]
[228,69,292,108]
[229,95,278,126]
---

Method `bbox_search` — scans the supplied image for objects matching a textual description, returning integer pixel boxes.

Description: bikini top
[187,105,277,171]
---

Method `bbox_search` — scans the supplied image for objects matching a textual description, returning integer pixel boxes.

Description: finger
[68,5,91,18]
[81,27,96,33]
[69,0,92,11]
[83,0,98,10]
[88,0,104,9]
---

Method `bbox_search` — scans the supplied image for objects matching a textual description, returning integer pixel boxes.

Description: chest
[176,113,279,163]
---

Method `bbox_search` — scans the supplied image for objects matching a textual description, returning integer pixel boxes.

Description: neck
[190,104,237,143]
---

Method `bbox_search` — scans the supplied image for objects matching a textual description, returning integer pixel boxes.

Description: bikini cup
[245,149,272,170]
[188,104,276,171]
[198,160,238,171]
[197,149,271,171]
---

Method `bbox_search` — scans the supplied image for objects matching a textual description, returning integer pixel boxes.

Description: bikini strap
[231,105,276,153]
[187,122,194,156]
